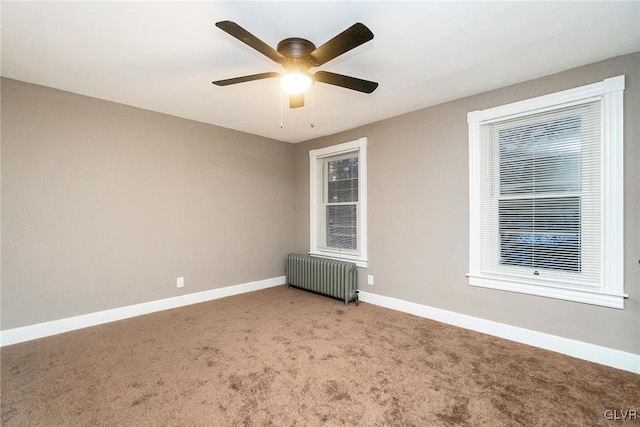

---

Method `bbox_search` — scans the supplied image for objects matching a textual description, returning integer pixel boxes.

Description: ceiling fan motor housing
[277,38,316,72]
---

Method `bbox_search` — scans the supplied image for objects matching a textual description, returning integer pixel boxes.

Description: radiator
[286,254,359,305]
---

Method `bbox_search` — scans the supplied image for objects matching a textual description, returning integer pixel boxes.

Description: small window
[310,138,367,267]
[468,76,626,308]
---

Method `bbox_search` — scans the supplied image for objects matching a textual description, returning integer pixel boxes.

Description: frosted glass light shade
[281,72,312,94]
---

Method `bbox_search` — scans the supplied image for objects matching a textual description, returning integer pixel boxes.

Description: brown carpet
[1,285,638,426]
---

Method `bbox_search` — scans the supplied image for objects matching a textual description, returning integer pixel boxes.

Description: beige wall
[1,78,295,329]
[293,53,640,354]
[3,53,639,356]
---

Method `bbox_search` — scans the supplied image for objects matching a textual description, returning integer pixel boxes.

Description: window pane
[327,157,358,203]
[326,205,357,250]
[499,197,581,272]
[499,116,582,195]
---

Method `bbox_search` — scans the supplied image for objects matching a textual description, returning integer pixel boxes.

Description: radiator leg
[345,290,359,306]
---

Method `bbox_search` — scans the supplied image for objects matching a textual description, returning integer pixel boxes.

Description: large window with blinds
[468,76,625,308]
[486,103,600,281]
[309,138,367,267]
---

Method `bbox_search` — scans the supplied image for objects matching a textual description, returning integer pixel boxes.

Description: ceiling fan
[212,21,378,109]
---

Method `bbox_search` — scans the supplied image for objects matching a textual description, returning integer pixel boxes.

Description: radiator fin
[285,254,358,305]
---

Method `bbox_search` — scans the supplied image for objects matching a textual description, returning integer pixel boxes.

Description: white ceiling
[2,1,639,143]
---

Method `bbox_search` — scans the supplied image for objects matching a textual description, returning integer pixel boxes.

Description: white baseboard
[358,290,640,374]
[0,276,285,347]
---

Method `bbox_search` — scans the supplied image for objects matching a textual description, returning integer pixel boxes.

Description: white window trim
[309,137,368,268]
[467,76,626,309]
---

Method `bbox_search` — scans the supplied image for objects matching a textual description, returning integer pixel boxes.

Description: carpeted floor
[1,285,638,426]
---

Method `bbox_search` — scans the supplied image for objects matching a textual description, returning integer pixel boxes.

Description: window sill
[309,251,368,268]
[468,274,627,309]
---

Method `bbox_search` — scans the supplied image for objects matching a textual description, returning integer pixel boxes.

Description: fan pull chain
[280,87,284,129]
[310,85,315,128]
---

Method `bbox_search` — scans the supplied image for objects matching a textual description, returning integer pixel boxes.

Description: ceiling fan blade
[212,72,280,86]
[309,23,374,66]
[314,71,378,93]
[215,21,286,64]
[289,94,305,109]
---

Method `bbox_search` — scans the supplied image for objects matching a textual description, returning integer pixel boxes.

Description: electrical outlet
[177,277,184,288]
[367,275,374,286]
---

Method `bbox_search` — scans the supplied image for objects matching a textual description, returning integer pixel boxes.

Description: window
[310,138,367,267]
[468,76,625,308]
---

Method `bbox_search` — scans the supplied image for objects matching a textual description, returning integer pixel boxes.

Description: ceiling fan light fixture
[280,72,313,94]
[212,21,378,107]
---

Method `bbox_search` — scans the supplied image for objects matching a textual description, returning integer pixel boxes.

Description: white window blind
[322,153,359,251]
[481,101,602,287]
